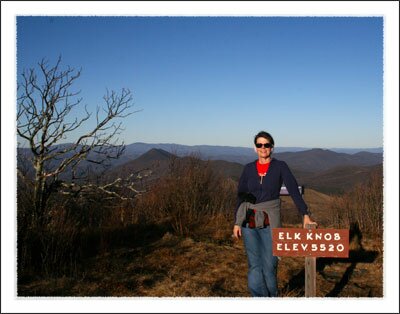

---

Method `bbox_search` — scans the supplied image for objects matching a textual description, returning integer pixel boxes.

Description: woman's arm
[280,161,308,214]
[233,164,250,238]
[281,161,317,227]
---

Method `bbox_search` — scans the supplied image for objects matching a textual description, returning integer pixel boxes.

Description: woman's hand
[233,225,242,239]
[303,215,317,229]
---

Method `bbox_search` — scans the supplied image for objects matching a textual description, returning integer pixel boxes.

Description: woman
[233,131,316,297]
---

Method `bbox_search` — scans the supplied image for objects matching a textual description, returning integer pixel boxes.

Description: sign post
[305,223,317,297]
[272,226,349,297]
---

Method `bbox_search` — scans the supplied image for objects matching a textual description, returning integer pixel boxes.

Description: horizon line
[16,141,384,151]
[127,141,383,150]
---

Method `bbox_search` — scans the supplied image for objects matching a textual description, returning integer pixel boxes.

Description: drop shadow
[318,248,379,297]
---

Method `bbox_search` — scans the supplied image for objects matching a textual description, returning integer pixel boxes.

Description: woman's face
[255,138,273,159]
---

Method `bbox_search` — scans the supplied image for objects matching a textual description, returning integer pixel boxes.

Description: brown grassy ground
[18,227,383,297]
[18,189,383,297]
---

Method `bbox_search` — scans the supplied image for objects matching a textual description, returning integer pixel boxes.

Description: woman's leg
[259,226,278,297]
[242,227,268,297]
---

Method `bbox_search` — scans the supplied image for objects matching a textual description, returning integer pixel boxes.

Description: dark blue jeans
[242,226,278,297]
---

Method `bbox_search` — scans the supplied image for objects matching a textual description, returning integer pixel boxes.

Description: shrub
[135,156,236,237]
[329,168,383,237]
[17,154,238,281]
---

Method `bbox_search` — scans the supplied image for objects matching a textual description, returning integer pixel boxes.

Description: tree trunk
[33,159,46,228]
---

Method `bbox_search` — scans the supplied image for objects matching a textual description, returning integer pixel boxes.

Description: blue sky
[16,16,383,149]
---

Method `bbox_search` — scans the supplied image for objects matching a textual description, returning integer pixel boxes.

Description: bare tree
[17,57,135,227]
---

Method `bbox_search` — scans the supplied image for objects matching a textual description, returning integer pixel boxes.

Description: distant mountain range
[17,143,383,195]
[104,147,382,195]
[115,142,383,166]
[273,149,382,172]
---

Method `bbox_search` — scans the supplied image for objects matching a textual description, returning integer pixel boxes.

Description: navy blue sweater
[235,158,309,219]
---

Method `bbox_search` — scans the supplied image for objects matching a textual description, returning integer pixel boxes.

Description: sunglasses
[255,143,273,149]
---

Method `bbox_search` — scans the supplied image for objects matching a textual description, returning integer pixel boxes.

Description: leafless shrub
[135,155,236,237]
[17,152,237,280]
[17,185,84,279]
[17,172,138,279]
[329,169,383,237]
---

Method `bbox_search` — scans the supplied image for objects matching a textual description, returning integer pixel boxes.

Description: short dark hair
[254,131,274,146]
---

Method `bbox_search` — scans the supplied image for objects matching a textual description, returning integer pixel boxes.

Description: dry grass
[18,224,383,297]
[329,170,383,238]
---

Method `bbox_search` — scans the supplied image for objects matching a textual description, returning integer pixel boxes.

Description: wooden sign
[272,228,349,258]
